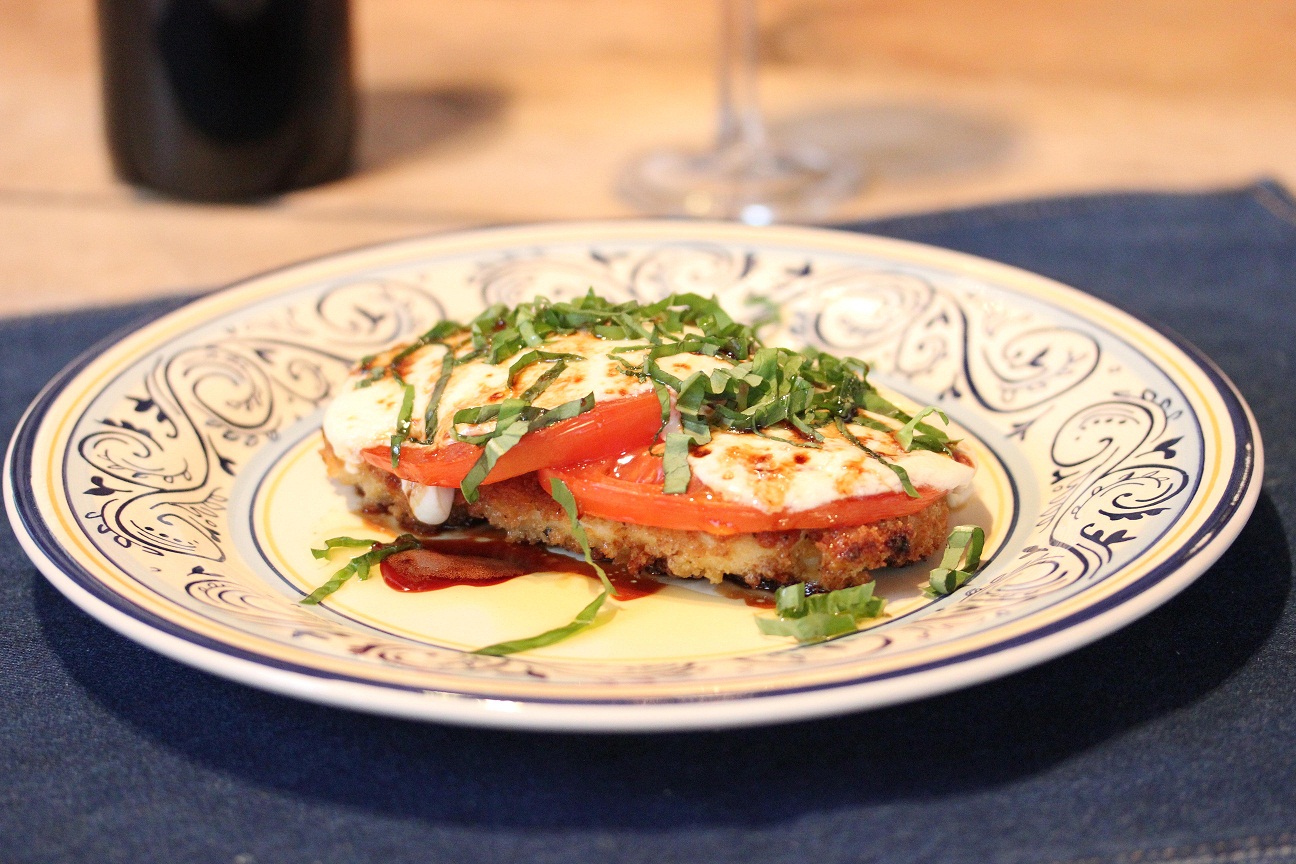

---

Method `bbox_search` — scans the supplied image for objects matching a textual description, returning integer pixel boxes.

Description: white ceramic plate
[5,221,1262,731]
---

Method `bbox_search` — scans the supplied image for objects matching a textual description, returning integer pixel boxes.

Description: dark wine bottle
[96,0,354,202]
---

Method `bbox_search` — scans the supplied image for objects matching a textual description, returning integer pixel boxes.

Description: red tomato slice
[361,391,663,487]
[538,446,943,535]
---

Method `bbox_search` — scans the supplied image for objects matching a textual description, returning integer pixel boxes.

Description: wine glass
[618,0,861,225]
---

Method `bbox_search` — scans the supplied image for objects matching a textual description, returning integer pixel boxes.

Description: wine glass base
[618,143,862,225]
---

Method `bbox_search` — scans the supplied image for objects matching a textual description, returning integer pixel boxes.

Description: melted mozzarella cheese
[323,330,974,518]
[400,480,456,525]
[688,422,974,514]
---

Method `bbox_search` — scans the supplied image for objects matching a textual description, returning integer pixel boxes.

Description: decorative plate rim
[4,219,1264,731]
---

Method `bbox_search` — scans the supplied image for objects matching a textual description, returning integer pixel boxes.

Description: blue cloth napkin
[3,183,1294,864]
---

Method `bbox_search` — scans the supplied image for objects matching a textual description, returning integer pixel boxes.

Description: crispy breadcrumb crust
[322,447,948,589]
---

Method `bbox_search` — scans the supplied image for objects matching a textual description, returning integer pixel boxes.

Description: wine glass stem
[715,0,768,155]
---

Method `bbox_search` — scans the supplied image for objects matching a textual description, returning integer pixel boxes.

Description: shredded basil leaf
[458,414,529,504]
[533,394,597,432]
[834,417,919,498]
[896,406,956,454]
[353,320,460,391]
[773,580,884,619]
[454,394,596,503]
[546,477,613,593]
[661,432,693,494]
[301,535,421,604]
[923,525,987,597]
[757,581,887,643]
[389,383,416,468]
[507,350,584,386]
[651,379,672,440]
[310,536,377,559]
[519,360,570,403]
[470,477,615,656]
[757,612,860,641]
[420,345,456,444]
[471,591,610,656]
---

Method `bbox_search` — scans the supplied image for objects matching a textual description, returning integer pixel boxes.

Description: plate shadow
[768,102,1017,190]
[355,85,509,173]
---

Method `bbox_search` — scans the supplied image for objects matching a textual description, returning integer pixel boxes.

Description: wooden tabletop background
[2,0,1292,315]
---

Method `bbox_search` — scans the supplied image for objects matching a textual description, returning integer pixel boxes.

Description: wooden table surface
[2,0,1292,315]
